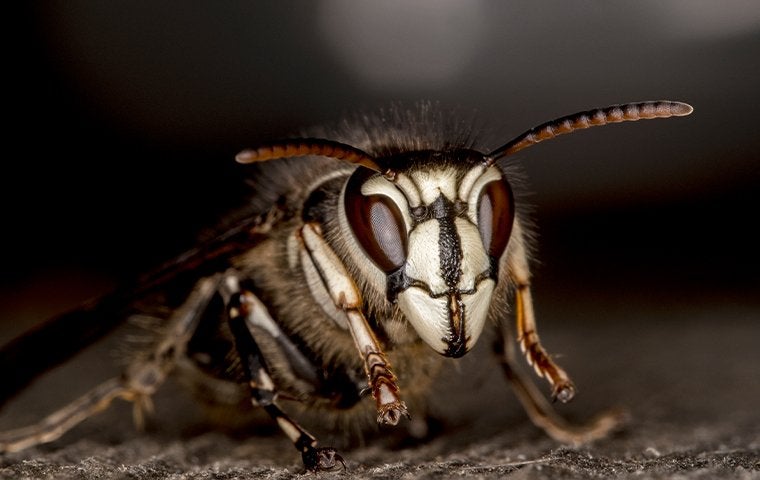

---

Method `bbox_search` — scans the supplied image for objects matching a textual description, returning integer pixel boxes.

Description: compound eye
[345,171,408,272]
[477,179,514,258]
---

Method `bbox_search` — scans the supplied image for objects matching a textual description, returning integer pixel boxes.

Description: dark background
[0,2,758,478]
[2,2,759,326]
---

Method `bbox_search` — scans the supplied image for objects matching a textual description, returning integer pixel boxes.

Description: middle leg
[494,327,626,445]
[222,274,345,472]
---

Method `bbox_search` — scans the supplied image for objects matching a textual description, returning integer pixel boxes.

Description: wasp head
[342,150,514,357]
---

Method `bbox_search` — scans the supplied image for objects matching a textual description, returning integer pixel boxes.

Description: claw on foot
[377,401,410,426]
[302,447,346,472]
[552,381,576,403]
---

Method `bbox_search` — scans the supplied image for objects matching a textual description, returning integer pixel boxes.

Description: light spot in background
[316,0,488,89]
[655,0,760,39]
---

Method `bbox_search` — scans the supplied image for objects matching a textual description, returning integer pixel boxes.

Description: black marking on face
[444,293,468,358]
[431,195,463,290]
[386,266,412,302]
[430,194,471,357]
[488,255,500,280]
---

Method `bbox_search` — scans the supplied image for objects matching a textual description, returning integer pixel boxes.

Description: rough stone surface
[1,296,758,479]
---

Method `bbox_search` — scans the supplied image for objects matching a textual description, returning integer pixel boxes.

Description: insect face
[342,150,514,357]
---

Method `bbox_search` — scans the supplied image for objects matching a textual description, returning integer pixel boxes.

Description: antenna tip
[235,149,258,164]
[671,101,694,116]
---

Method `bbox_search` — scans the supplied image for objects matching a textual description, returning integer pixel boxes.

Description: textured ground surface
[1,293,758,479]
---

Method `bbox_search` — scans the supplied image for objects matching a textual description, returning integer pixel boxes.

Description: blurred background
[1,1,758,370]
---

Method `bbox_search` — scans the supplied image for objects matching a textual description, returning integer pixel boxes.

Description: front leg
[299,222,409,425]
[506,223,576,402]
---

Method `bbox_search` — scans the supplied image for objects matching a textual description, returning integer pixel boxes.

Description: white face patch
[360,175,413,231]
[460,279,494,348]
[455,217,489,291]
[393,172,421,207]
[396,279,495,356]
[404,220,447,295]
[458,164,485,201]
[397,287,449,354]
[409,168,459,205]
[466,166,503,225]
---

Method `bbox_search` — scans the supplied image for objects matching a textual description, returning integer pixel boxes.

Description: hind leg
[494,331,625,445]
[0,275,220,453]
